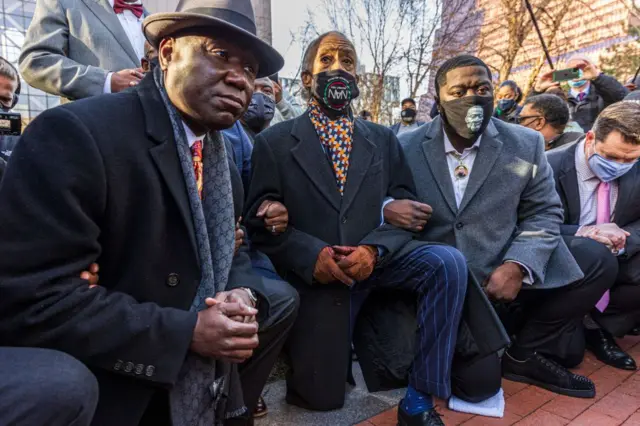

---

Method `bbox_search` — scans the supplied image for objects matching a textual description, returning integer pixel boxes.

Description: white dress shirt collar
[443,131,482,155]
[182,122,205,148]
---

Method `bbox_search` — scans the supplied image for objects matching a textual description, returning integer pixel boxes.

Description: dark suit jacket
[547,141,640,265]
[245,115,418,283]
[0,75,272,426]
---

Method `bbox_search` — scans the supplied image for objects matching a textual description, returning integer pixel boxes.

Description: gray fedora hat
[143,0,284,77]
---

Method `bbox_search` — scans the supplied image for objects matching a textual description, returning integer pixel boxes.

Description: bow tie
[113,0,143,18]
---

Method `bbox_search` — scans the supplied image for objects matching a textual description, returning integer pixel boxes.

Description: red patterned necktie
[191,140,204,199]
[113,0,143,18]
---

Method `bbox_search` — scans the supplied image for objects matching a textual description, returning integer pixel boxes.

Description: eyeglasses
[517,115,543,125]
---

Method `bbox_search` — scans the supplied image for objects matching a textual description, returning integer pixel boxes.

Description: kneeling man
[548,102,640,371]
[394,55,613,400]
[245,32,466,426]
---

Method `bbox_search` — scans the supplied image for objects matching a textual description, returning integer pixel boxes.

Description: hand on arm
[235,219,244,255]
[256,200,288,235]
[484,263,524,302]
[109,69,145,93]
[80,263,100,288]
[383,199,432,231]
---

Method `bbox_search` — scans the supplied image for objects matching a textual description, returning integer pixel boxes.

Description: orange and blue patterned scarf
[308,98,354,195]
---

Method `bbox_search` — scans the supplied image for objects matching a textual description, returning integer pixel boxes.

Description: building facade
[477,0,638,88]
[0,0,273,121]
[420,0,638,112]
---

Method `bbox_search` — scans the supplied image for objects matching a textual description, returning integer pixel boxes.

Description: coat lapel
[457,122,503,214]
[615,163,640,222]
[341,120,374,215]
[290,114,342,212]
[82,0,141,64]
[422,119,458,215]
[558,143,582,225]
[138,77,199,262]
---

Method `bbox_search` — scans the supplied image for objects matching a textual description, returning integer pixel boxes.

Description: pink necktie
[595,181,611,312]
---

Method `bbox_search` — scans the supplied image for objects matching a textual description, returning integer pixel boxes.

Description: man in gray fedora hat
[0,1,298,426]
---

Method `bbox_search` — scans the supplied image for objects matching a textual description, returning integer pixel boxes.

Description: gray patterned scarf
[153,66,244,425]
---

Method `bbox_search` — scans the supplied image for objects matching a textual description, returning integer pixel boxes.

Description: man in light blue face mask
[532,57,628,132]
[548,101,640,373]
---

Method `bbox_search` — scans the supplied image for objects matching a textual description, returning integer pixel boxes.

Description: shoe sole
[253,409,268,419]
[503,372,595,398]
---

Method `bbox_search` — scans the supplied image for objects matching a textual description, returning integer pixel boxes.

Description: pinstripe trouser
[353,244,467,399]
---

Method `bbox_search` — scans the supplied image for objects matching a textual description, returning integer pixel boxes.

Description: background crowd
[0,0,640,426]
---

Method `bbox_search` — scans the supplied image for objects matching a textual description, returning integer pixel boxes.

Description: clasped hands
[80,265,259,364]
[313,245,377,286]
[190,289,260,364]
[576,223,629,254]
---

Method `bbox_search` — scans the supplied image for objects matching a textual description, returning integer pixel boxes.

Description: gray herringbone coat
[399,116,584,290]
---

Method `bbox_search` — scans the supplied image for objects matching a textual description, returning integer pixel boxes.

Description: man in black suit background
[245,31,468,426]
[0,1,298,425]
[548,101,640,372]
[519,94,583,151]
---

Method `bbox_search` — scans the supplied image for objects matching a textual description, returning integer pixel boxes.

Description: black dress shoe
[397,402,444,426]
[503,351,595,398]
[586,328,637,371]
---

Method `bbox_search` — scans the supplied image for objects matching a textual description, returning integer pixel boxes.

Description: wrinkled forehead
[316,34,357,60]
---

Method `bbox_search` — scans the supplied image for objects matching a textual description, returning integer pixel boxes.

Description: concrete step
[256,362,405,426]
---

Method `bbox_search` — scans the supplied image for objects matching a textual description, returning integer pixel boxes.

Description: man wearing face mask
[533,57,628,131]
[548,102,640,371]
[394,55,614,401]
[245,31,468,426]
[391,98,426,135]
[519,94,583,151]
[240,77,276,142]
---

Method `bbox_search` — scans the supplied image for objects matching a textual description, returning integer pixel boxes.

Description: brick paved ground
[358,335,640,426]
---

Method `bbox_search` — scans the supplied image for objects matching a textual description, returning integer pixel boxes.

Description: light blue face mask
[568,79,587,88]
[588,145,637,182]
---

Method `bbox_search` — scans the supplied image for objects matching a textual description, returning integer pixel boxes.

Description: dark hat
[142,0,284,77]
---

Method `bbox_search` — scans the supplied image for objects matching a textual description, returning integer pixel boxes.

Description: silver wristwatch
[241,287,258,307]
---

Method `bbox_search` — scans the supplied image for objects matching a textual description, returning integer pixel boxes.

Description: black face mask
[243,92,276,133]
[401,108,416,123]
[311,69,360,113]
[438,95,494,140]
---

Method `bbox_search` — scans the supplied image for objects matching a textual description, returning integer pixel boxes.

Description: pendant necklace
[451,152,469,179]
